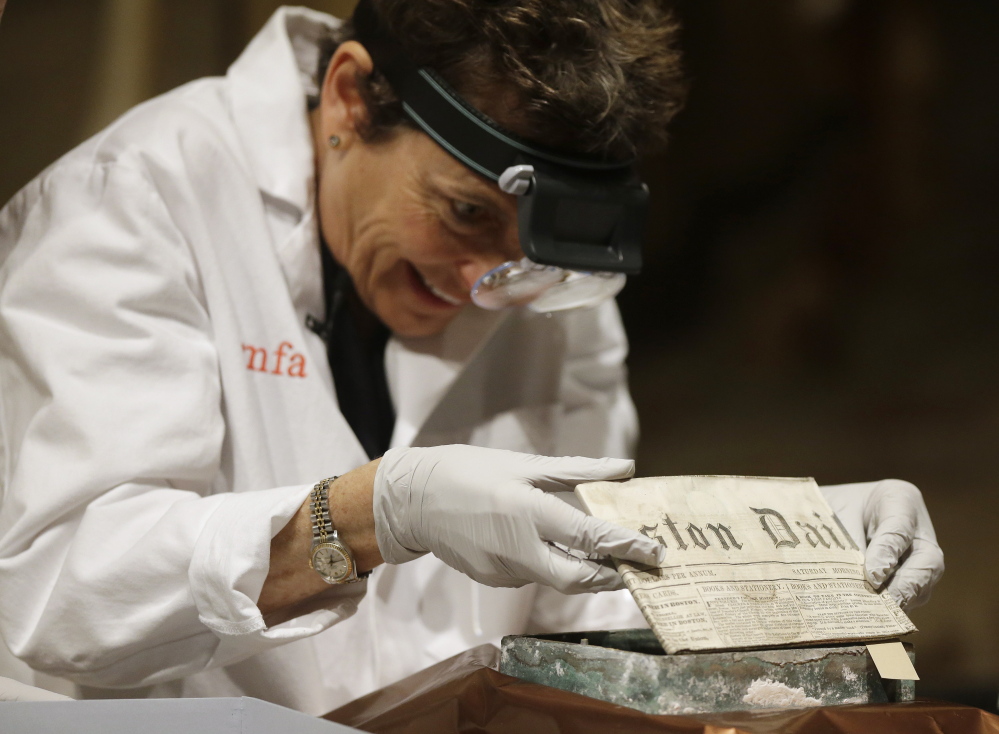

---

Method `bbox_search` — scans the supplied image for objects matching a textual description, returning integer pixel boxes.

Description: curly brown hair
[316,0,686,160]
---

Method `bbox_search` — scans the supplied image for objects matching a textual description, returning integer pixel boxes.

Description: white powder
[742,678,823,709]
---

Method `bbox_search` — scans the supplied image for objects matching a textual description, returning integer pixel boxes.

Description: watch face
[313,543,352,582]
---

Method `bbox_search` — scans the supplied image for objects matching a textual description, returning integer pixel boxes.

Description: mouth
[406,263,464,308]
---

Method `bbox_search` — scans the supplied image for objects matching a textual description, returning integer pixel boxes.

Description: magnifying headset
[352,0,649,313]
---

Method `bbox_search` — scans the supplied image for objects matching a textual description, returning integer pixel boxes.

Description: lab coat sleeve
[553,299,639,461]
[527,299,646,633]
[0,159,360,688]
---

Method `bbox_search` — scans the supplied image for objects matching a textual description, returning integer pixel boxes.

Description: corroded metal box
[499,629,914,715]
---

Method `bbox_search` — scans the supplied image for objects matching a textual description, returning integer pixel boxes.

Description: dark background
[1,0,997,711]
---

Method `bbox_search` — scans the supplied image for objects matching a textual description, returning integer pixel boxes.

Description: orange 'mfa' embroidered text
[241,341,307,377]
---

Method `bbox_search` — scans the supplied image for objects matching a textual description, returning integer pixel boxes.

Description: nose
[456,254,510,293]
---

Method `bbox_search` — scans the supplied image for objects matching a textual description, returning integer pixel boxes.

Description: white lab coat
[0,7,642,714]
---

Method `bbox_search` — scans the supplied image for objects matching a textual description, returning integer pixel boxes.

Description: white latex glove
[820,480,944,610]
[373,445,667,594]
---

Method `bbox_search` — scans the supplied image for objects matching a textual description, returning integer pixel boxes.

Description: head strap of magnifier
[351,0,647,274]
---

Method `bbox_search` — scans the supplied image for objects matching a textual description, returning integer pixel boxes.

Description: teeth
[419,272,463,305]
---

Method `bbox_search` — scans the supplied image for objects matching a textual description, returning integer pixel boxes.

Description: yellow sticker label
[867,641,919,680]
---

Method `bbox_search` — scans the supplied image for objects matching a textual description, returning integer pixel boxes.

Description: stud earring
[328,134,341,148]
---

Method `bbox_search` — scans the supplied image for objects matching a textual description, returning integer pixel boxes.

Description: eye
[451,199,485,221]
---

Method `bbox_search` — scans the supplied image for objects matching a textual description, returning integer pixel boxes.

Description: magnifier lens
[471,258,565,310]
[528,271,626,313]
[471,258,627,313]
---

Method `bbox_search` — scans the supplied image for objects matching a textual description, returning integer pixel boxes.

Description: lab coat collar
[226,7,336,215]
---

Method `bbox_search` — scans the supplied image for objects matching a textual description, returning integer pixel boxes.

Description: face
[312,43,522,338]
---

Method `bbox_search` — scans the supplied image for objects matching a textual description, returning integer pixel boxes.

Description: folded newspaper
[575,476,916,654]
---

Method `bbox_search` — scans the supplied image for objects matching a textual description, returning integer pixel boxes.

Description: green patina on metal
[499,629,915,716]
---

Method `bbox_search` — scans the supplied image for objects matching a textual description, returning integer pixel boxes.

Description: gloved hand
[820,480,944,610]
[373,445,667,593]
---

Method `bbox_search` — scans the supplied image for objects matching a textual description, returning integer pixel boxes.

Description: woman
[0,0,941,715]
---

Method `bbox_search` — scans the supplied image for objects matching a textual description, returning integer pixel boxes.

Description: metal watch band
[310,478,336,546]
[309,477,370,582]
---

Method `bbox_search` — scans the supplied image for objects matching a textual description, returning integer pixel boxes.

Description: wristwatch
[309,477,370,584]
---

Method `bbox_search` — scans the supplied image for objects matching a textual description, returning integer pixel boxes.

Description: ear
[316,41,375,143]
